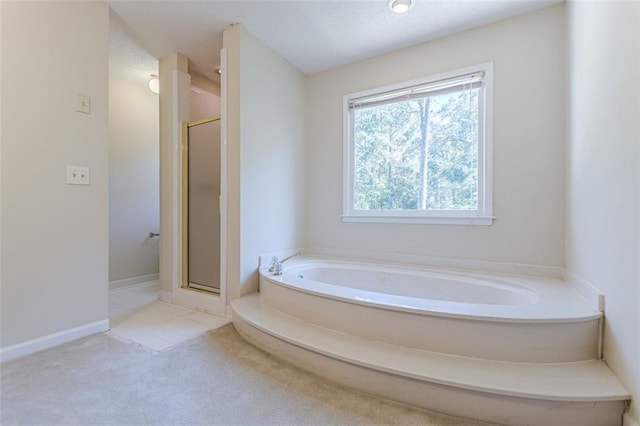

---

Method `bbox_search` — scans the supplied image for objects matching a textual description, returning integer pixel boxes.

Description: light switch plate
[66,165,90,185]
[76,95,91,114]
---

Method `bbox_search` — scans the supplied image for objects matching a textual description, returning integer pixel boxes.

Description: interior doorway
[181,117,222,293]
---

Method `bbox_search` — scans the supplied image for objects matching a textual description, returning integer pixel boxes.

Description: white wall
[190,88,220,121]
[224,25,306,299]
[190,70,220,121]
[306,5,565,268]
[109,75,159,284]
[0,3,3,328]
[1,2,109,347]
[565,2,640,423]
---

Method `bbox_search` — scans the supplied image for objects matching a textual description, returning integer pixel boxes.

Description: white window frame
[342,62,494,225]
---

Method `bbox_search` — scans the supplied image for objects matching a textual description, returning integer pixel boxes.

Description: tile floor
[108,282,230,352]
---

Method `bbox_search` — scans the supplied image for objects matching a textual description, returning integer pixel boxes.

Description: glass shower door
[182,117,221,293]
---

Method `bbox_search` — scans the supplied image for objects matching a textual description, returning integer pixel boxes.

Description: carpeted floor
[1,324,496,425]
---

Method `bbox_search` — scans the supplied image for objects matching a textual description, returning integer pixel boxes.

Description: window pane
[353,87,479,211]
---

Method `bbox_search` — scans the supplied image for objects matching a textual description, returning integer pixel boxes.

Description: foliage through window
[343,64,493,225]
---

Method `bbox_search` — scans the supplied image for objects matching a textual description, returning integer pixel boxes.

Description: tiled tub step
[231,294,629,426]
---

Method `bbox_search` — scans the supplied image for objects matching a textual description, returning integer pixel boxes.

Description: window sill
[341,215,495,226]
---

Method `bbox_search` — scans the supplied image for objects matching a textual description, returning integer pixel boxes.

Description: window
[342,63,493,225]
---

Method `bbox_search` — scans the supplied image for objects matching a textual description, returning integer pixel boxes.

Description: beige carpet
[1,324,496,425]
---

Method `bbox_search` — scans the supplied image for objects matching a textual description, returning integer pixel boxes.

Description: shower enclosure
[182,116,221,293]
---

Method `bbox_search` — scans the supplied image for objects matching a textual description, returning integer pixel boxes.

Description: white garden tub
[285,260,539,306]
[230,256,628,425]
[258,256,601,362]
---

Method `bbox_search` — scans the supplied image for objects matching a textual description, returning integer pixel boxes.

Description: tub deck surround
[259,257,601,363]
[230,256,630,425]
[233,294,626,401]
[232,296,628,426]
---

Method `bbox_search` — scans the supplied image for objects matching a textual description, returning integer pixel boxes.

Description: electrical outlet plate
[66,165,90,185]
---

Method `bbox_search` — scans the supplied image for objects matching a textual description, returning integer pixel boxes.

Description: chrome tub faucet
[269,252,301,275]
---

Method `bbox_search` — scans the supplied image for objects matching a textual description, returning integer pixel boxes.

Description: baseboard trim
[624,412,640,426]
[564,270,605,312]
[0,319,109,363]
[109,273,159,291]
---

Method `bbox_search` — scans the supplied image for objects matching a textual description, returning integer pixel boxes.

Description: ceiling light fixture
[388,0,413,14]
[148,74,159,94]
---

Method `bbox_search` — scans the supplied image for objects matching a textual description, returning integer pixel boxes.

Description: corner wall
[109,76,160,285]
[1,2,110,347]
[224,25,306,300]
[305,6,565,268]
[565,2,640,423]
[158,53,190,294]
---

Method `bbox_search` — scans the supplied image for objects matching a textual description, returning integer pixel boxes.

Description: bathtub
[285,260,539,306]
[257,256,601,362]
[230,256,627,425]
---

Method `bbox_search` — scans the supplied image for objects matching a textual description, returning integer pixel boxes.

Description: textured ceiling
[109,10,159,87]
[108,0,561,83]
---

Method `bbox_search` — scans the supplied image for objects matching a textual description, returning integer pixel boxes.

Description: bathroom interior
[1,1,638,425]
